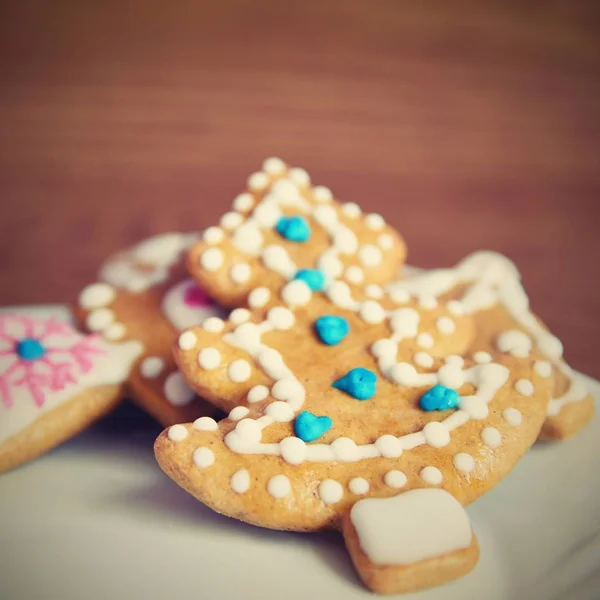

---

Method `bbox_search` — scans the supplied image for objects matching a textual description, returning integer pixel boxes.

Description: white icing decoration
[503,408,522,426]
[178,331,197,350]
[103,322,125,341]
[312,185,333,202]
[229,406,250,421]
[414,352,434,368]
[79,283,115,310]
[378,234,393,250]
[248,171,270,190]
[203,317,225,333]
[265,401,295,422]
[228,360,251,383]
[341,202,361,218]
[423,421,451,448]
[262,245,297,279]
[416,333,434,348]
[164,373,195,406]
[365,213,385,230]
[447,300,466,315]
[318,479,344,504]
[473,351,492,364]
[348,477,370,495]
[193,416,218,431]
[436,317,456,335]
[168,424,188,442]
[481,427,502,449]
[365,285,384,299]
[453,453,475,473]
[288,167,310,186]
[390,289,410,304]
[267,474,291,498]
[86,308,114,332]
[233,193,254,213]
[262,157,286,175]
[230,308,251,325]
[515,379,534,396]
[280,437,307,465]
[420,466,443,485]
[193,447,215,468]
[281,280,312,306]
[220,211,243,231]
[140,356,164,379]
[497,330,532,358]
[384,470,407,489]
[437,364,465,389]
[203,227,224,244]
[248,287,271,308]
[198,347,221,370]
[345,266,364,285]
[231,469,251,493]
[534,361,552,378]
[200,248,224,271]
[231,263,251,284]
[267,307,295,330]
[247,385,269,403]
[360,301,386,324]
[444,355,465,368]
[419,295,438,310]
[359,245,382,268]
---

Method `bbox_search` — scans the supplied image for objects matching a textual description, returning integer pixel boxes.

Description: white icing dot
[453,453,475,474]
[203,226,224,244]
[331,438,360,462]
[365,285,384,299]
[539,335,564,361]
[164,373,196,406]
[349,478,370,495]
[229,406,250,421]
[473,351,492,364]
[414,352,434,368]
[103,322,125,341]
[444,355,464,368]
[423,421,451,448]
[271,378,305,410]
[437,364,465,389]
[416,333,434,349]
[140,356,164,379]
[420,466,443,486]
[178,331,197,350]
[233,193,254,213]
[266,401,295,422]
[503,408,523,426]
[220,211,243,230]
[193,447,215,468]
[341,202,361,218]
[482,427,502,449]
[419,295,438,310]
[534,361,552,378]
[288,168,310,186]
[268,307,295,330]
[231,469,251,493]
[375,434,403,458]
[230,263,252,284]
[248,287,271,308]
[280,437,307,465]
[193,416,218,431]
[365,213,385,230]
[198,347,221,370]
[167,424,188,442]
[515,379,534,396]
[497,330,532,358]
[86,308,114,332]
[319,479,344,505]
[360,300,386,324]
[318,252,344,279]
[359,244,382,268]
[248,171,270,191]
[247,385,270,403]
[203,317,225,333]
[371,338,397,360]
[390,289,410,304]
[230,308,251,325]
[389,307,420,338]
[345,266,364,285]
[267,474,291,498]
[235,418,262,443]
[200,248,224,271]
[228,360,252,383]
[447,300,466,316]
[281,280,312,307]
[312,185,333,202]
[390,362,418,386]
[79,283,115,309]
[234,223,264,253]
[437,317,456,335]
[262,157,286,175]
[460,396,489,419]
[384,470,407,489]
[378,234,394,250]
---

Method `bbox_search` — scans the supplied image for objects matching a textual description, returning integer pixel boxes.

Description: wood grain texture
[0,1,599,375]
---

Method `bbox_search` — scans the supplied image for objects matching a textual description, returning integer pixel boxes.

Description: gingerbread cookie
[186,158,406,308]
[390,251,594,440]
[0,311,141,473]
[74,232,226,426]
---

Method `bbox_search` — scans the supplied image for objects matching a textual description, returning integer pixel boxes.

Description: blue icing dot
[275,215,311,242]
[294,410,333,442]
[333,367,376,400]
[16,338,46,361]
[315,315,349,346]
[294,269,325,291]
[419,385,459,411]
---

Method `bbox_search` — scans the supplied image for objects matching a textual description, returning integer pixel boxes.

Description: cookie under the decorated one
[0,312,142,473]
[74,232,227,426]
[154,159,564,594]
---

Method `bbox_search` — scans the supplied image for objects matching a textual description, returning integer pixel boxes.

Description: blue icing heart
[419,385,459,411]
[333,367,376,400]
[315,315,349,346]
[294,269,326,291]
[294,410,333,442]
[275,215,311,242]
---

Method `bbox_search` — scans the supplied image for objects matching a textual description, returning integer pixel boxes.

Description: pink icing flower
[0,314,105,409]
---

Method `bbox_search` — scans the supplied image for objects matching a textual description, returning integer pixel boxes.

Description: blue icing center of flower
[315,315,349,346]
[294,410,332,442]
[294,269,325,291]
[333,367,377,400]
[16,338,46,361]
[275,215,311,242]
[419,385,459,411]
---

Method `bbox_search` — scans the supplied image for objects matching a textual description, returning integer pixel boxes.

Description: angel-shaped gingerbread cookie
[154,160,554,594]
[0,311,141,472]
[74,232,226,426]
[390,251,594,440]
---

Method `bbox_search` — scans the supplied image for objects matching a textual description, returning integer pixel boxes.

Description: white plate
[1,306,599,600]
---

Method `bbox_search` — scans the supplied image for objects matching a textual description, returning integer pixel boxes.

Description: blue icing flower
[419,385,459,412]
[275,215,311,242]
[294,410,332,442]
[315,315,349,346]
[294,269,325,291]
[16,338,46,361]
[333,367,376,400]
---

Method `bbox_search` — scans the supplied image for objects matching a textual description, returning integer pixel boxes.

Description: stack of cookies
[0,158,594,595]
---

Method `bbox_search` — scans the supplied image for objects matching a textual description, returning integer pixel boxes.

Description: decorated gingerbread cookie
[74,232,226,426]
[390,251,594,440]
[186,158,406,308]
[0,311,141,473]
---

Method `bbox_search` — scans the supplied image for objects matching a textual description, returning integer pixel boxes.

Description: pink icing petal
[183,284,214,307]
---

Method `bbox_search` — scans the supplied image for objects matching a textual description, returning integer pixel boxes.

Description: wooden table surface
[1,1,599,376]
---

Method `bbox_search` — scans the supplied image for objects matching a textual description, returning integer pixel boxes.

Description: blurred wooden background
[0,1,599,375]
